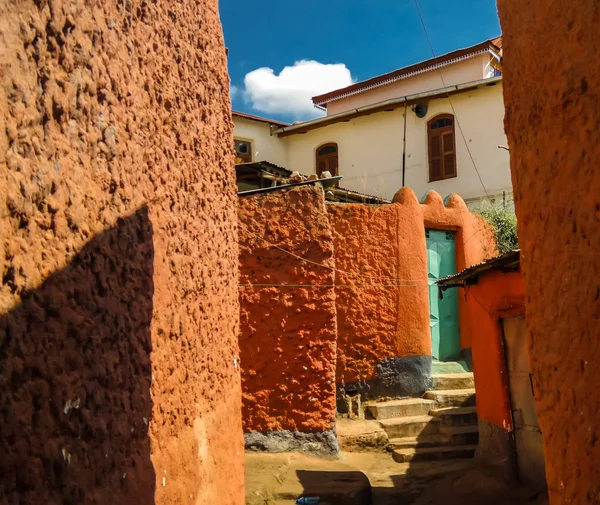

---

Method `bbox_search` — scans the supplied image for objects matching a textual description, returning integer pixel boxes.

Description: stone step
[431,360,469,374]
[431,373,475,391]
[392,444,478,463]
[388,425,479,450]
[379,415,440,439]
[424,389,476,408]
[429,406,478,426]
[365,398,435,420]
[336,419,388,452]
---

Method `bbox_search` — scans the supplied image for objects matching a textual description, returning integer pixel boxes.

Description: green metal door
[426,229,460,361]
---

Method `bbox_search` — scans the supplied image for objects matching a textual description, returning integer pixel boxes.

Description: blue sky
[220,0,500,123]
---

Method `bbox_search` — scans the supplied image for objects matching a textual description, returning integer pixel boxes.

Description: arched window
[316,143,338,178]
[427,114,456,182]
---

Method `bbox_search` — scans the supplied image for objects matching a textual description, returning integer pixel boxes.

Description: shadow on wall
[0,207,156,505]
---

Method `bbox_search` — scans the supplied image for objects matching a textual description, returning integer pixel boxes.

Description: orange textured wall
[464,270,525,429]
[328,197,429,384]
[418,191,497,350]
[329,188,495,389]
[239,185,337,434]
[498,2,600,502]
[0,0,243,503]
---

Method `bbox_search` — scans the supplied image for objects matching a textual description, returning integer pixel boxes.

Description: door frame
[425,228,460,361]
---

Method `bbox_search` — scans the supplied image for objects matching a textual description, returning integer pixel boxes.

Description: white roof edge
[275,76,502,136]
[314,48,493,107]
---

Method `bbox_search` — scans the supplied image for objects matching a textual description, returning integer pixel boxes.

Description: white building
[233,37,510,205]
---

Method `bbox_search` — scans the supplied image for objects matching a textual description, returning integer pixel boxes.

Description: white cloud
[230,85,239,100]
[242,60,354,120]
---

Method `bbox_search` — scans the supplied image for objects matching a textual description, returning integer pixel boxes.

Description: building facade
[233,37,511,206]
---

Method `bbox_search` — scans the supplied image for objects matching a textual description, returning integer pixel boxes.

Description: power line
[239,223,429,285]
[412,0,492,201]
[240,283,427,288]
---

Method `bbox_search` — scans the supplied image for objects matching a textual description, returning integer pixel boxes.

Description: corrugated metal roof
[236,160,293,178]
[232,111,290,127]
[437,250,520,287]
[312,37,503,107]
[326,186,390,205]
[235,161,391,204]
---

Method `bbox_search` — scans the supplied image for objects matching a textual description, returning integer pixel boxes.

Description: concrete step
[388,425,479,450]
[431,360,469,374]
[336,419,388,452]
[424,389,476,408]
[392,444,477,463]
[431,373,474,391]
[365,398,435,420]
[429,406,478,426]
[379,415,440,439]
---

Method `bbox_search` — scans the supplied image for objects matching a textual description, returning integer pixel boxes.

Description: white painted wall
[283,110,405,198]
[283,82,511,202]
[403,82,511,202]
[232,117,288,167]
[325,54,492,115]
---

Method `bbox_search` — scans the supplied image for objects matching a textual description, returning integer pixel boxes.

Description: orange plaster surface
[464,270,525,430]
[329,188,496,385]
[498,2,600,501]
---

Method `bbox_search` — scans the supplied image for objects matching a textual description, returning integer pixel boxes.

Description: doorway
[426,229,460,361]
[501,315,547,490]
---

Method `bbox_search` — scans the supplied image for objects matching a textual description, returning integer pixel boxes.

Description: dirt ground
[245,451,548,505]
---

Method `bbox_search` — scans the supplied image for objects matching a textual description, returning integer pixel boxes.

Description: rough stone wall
[328,193,431,408]
[329,188,495,409]
[0,1,244,504]
[239,185,338,453]
[498,2,600,502]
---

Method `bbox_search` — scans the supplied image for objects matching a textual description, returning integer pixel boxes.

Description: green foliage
[476,201,519,255]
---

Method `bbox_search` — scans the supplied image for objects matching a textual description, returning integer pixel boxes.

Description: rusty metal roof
[437,249,520,287]
[232,111,290,127]
[312,37,503,108]
[235,161,390,204]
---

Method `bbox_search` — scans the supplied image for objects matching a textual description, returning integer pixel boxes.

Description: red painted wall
[498,2,600,501]
[239,186,337,433]
[0,1,244,503]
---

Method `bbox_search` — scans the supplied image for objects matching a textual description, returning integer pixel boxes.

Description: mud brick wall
[329,188,495,411]
[498,1,600,502]
[238,185,338,455]
[0,1,243,504]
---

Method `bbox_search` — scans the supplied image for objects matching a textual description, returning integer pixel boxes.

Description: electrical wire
[412,0,492,202]
[238,223,429,285]
[240,283,427,288]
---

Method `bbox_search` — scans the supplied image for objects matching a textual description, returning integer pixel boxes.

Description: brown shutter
[429,132,443,181]
[328,156,339,176]
[316,143,338,178]
[442,131,456,177]
[428,115,456,181]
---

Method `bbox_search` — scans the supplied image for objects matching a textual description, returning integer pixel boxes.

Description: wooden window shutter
[428,115,456,181]
[442,130,456,177]
[316,143,338,177]
[429,132,443,181]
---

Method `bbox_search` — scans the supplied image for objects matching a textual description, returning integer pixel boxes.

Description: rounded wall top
[392,187,420,206]
[420,190,445,208]
[445,193,468,211]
